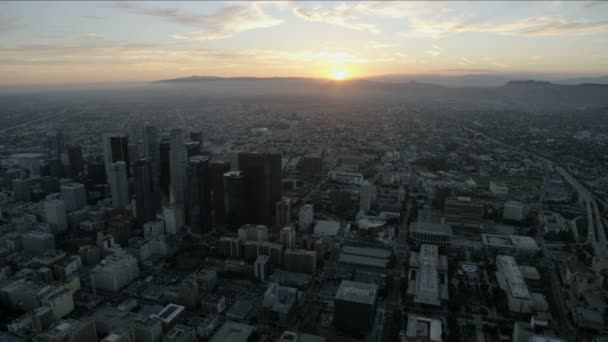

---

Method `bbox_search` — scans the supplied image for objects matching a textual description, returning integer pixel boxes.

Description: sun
[330,69,348,81]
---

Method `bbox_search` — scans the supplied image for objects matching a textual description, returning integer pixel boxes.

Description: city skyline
[2,1,608,85]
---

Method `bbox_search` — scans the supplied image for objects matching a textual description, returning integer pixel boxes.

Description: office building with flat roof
[334,280,378,335]
[407,244,448,306]
[443,196,484,229]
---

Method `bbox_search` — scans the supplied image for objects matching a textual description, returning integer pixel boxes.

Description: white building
[108,161,129,208]
[45,199,68,234]
[298,204,314,232]
[60,183,86,212]
[359,180,373,212]
[90,250,140,292]
[496,255,535,313]
[407,244,448,306]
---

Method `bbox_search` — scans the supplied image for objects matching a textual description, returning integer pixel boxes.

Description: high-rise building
[67,144,85,176]
[187,156,212,235]
[238,152,282,225]
[143,124,161,202]
[90,251,139,292]
[224,171,247,228]
[301,155,322,178]
[254,255,271,282]
[85,157,106,184]
[108,161,129,208]
[169,128,187,231]
[443,196,484,229]
[279,226,296,249]
[45,199,68,234]
[12,178,31,202]
[275,198,291,227]
[186,141,201,158]
[283,249,316,274]
[189,131,203,148]
[298,204,314,232]
[134,159,158,226]
[159,138,171,197]
[209,160,230,224]
[47,129,65,160]
[334,280,378,334]
[216,237,242,258]
[103,134,130,177]
[359,180,372,212]
[60,182,86,212]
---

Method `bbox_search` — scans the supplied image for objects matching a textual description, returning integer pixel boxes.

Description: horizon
[2,1,608,85]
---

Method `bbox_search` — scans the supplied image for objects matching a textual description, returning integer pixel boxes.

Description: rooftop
[335,280,377,305]
[497,255,531,300]
[210,321,256,342]
[341,245,391,259]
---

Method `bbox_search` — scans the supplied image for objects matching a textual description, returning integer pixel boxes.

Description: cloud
[0,15,23,33]
[427,45,442,57]
[406,13,608,37]
[366,41,396,49]
[459,57,473,65]
[584,1,607,8]
[293,3,380,34]
[114,2,283,40]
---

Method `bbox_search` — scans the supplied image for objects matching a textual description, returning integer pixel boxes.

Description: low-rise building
[404,314,442,342]
[409,221,452,245]
[407,244,448,306]
[482,234,540,255]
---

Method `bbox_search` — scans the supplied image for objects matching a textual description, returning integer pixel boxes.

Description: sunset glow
[0,1,607,85]
[330,69,348,81]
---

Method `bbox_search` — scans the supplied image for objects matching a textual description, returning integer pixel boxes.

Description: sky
[1,1,608,85]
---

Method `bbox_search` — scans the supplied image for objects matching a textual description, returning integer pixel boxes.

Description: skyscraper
[224,171,247,229]
[238,152,282,225]
[359,180,372,212]
[103,134,130,177]
[189,131,203,148]
[85,157,106,184]
[108,161,129,208]
[47,129,64,159]
[134,159,158,226]
[169,128,187,231]
[186,141,202,158]
[143,124,160,176]
[159,138,171,197]
[44,199,68,234]
[209,160,230,224]
[298,204,314,232]
[142,124,161,211]
[60,182,86,212]
[279,226,296,249]
[67,144,84,176]
[275,198,291,227]
[187,156,212,235]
